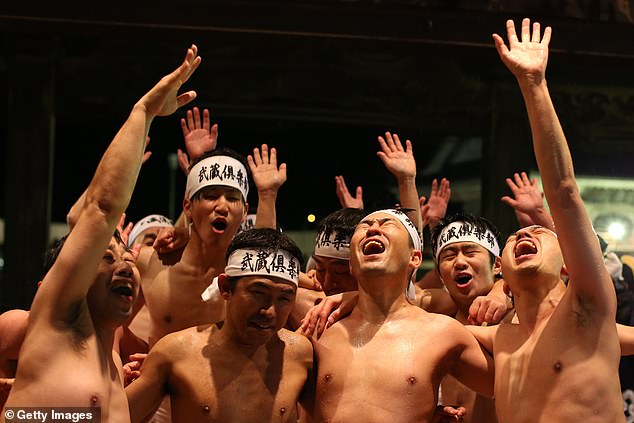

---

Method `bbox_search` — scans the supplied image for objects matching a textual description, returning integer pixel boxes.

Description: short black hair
[225,228,304,292]
[42,229,129,278]
[189,147,251,202]
[315,208,366,247]
[430,213,501,266]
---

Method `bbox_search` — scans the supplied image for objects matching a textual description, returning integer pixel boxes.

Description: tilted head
[431,214,502,308]
[350,208,422,303]
[501,224,563,293]
[218,228,304,344]
[312,208,366,295]
[184,147,250,243]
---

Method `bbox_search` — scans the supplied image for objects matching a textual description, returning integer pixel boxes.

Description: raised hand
[492,18,551,84]
[376,132,416,181]
[180,107,218,162]
[335,175,363,209]
[137,44,201,118]
[420,178,451,228]
[501,171,555,230]
[501,172,544,215]
[248,144,287,194]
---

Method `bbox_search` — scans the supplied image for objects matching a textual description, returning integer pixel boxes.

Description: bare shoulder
[137,246,161,281]
[278,328,314,359]
[152,323,216,359]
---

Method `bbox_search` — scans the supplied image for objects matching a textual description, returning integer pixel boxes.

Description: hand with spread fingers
[179,106,218,167]
[335,175,363,209]
[136,44,201,118]
[492,18,551,85]
[420,178,451,229]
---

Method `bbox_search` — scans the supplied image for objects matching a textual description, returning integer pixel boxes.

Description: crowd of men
[1,18,633,423]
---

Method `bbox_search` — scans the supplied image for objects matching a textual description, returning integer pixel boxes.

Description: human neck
[181,231,228,271]
[217,322,270,357]
[356,275,411,323]
[513,277,566,331]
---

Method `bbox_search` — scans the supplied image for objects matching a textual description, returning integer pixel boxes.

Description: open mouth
[110,281,134,301]
[212,219,228,231]
[362,240,385,255]
[250,321,274,331]
[514,239,538,258]
[454,274,473,288]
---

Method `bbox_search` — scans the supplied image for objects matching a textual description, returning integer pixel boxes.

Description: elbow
[549,179,582,210]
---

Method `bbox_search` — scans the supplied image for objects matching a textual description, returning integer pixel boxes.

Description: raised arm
[177,106,218,173]
[494,19,615,313]
[32,46,201,321]
[376,132,422,233]
[247,144,287,230]
[419,178,451,229]
[501,171,554,231]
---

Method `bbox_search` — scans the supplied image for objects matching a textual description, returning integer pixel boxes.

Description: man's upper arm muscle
[126,334,173,423]
[30,205,114,324]
[449,322,495,398]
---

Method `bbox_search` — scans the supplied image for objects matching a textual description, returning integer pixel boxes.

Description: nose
[515,228,531,240]
[454,252,468,269]
[366,221,381,235]
[321,273,336,293]
[214,195,230,214]
[260,303,276,319]
[115,259,133,278]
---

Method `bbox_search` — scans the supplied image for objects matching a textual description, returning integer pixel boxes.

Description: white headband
[186,155,249,201]
[239,214,257,233]
[225,248,300,286]
[314,230,351,260]
[435,221,500,262]
[128,214,173,246]
[362,209,423,304]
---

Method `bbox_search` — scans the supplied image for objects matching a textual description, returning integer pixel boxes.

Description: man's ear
[183,196,192,221]
[218,274,232,299]
[493,256,502,276]
[410,250,423,270]
[560,263,569,281]
[243,201,249,218]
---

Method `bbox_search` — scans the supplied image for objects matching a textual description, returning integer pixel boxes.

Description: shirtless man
[137,140,285,346]
[431,214,512,423]
[312,208,494,422]
[468,18,625,422]
[126,228,313,423]
[1,46,200,422]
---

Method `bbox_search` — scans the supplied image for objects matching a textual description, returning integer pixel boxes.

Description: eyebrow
[360,217,393,226]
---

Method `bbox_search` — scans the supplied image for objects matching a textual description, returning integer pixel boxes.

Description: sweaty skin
[312,212,494,423]
[127,273,314,423]
[314,305,492,423]
[127,325,312,423]
[466,18,625,423]
[437,240,509,423]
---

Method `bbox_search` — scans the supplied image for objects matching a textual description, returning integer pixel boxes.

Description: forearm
[397,175,423,234]
[84,105,152,224]
[618,323,634,356]
[519,80,575,200]
[254,190,278,230]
